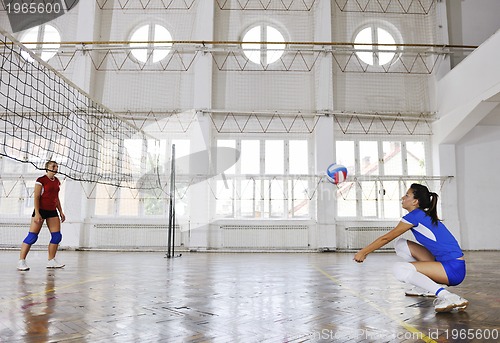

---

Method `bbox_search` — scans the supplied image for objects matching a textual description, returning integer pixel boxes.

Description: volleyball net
[0,29,161,190]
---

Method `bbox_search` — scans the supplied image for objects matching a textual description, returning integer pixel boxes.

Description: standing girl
[354,183,468,312]
[17,161,66,271]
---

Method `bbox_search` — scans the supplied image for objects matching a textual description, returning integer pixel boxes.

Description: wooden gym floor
[0,250,499,343]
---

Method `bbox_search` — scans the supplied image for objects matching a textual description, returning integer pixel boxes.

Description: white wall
[446,0,500,46]
[456,126,500,249]
[446,0,500,68]
[434,29,500,250]
[460,0,500,46]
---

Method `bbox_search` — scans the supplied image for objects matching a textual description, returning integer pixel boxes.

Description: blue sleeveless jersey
[401,208,463,262]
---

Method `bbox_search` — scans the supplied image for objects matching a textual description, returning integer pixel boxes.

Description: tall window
[354,25,399,66]
[129,24,172,64]
[336,138,429,219]
[94,138,189,217]
[242,24,286,65]
[0,138,66,218]
[215,137,310,219]
[20,24,61,62]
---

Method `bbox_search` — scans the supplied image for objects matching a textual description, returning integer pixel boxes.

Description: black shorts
[32,209,59,219]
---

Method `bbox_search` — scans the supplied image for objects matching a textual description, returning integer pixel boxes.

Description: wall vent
[89,224,182,249]
[0,223,50,247]
[345,226,413,250]
[220,225,309,249]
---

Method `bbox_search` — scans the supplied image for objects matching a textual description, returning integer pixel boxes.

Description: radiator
[89,224,182,249]
[345,226,413,250]
[220,225,309,249]
[0,223,51,247]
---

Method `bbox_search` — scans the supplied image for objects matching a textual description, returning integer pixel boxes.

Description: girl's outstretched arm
[353,221,413,262]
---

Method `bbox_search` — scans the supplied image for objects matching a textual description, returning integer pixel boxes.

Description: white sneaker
[46,258,65,269]
[17,259,30,271]
[433,293,468,312]
[405,287,436,297]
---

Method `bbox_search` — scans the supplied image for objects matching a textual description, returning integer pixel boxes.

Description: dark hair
[410,183,439,225]
[45,160,58,171]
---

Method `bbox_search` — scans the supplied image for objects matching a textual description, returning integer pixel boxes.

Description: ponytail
[410,183,440,225]
[427,192,439,225]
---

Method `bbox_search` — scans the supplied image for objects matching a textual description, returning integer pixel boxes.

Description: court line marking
[313,265,438,343]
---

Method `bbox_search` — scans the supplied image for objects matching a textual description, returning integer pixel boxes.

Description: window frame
[241,23,287,66]
[214,135,312,219]
[128,22,173,65]
[92,136,190,218]
[335,135,431,219]
[353,21,403,67]
[19,23,61,62]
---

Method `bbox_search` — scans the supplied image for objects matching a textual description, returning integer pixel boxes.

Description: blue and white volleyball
[326,163,348,184]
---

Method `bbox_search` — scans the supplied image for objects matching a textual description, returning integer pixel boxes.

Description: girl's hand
[353,251,367,263]
[34,213,43,224]
[60,213,66,223]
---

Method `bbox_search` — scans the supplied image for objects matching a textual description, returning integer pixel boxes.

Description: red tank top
[36,175,60,211]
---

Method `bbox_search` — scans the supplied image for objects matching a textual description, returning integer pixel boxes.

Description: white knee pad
[394,238,415,262]
[392,262,417,283]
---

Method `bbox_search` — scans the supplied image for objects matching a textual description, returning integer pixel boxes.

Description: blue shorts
[441,259,466,286]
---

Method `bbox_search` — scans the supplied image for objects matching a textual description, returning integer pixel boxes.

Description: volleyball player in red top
[17,161,66,271]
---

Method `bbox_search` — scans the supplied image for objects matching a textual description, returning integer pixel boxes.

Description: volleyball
[326,163,348,184]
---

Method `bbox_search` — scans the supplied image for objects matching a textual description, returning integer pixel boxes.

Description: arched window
[242,24,285,65]
[20,24,61,62]
[129,24,172,64]
[354,25,399,66]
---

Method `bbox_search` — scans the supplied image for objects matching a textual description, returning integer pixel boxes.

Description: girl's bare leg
[19,217,44,260]
[46,217,61,260]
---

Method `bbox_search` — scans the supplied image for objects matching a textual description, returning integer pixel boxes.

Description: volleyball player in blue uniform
[354,183,468,312]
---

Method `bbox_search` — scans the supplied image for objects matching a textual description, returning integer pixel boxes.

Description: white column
[187,113,212,250]
[186,0,214,250]
[62,1,100,249]
[436,144,462,245]
[70,1,99,93]
[312,0,336,249]
[314,117,336,249]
